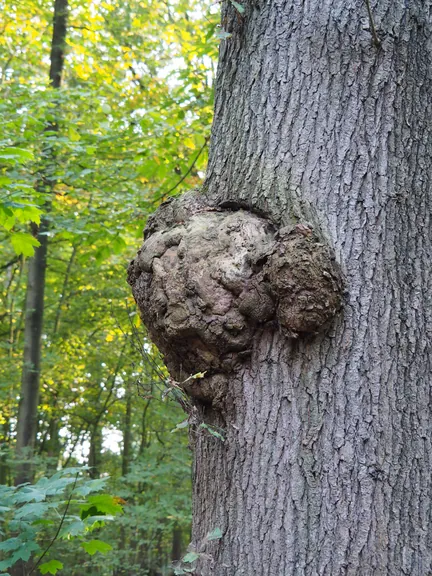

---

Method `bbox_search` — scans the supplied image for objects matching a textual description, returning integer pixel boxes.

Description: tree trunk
[193,1,432,574]
[122,380,133,476]
[45,415,62,470]
[15,0,68,486]
[171,524,183,564]
[88,424,102,479]
[0,419,10,485]
[129,1,432,574]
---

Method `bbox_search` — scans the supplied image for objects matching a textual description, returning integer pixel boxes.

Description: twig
[28,472,80,575]
[112,301,166,383]
[69,25,101,32]
[150,136,210,205]
[0,256,20,271]
[364,0,382,48]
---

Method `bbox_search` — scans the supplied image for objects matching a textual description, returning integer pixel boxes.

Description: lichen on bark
[128,191,342,404]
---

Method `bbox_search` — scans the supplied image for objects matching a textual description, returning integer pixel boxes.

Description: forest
[2,0,432,575]
[1,0,218,574]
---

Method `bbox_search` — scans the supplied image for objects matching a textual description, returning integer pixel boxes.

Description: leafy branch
[28,472,79,575]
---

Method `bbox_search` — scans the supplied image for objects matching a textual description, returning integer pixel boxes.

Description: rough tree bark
[15,0,68,486]
[129,1,432,574]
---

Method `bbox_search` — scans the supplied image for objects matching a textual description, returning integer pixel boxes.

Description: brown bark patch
[128,192,342,403]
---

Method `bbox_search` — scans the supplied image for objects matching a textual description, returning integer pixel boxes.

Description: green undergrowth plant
[0,467,123,575]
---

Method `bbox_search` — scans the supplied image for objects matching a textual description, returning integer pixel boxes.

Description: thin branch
[63,428,89,468]
[69,24,101,32]
[53,244,78,335]
[0,256,20,271]
[28,472,80,575]
[364,0,381,48]
[0,54,14,85]
[150,136,210,205]
[111,302,166,383]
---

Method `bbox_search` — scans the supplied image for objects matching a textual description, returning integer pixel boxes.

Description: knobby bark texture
[129,0,432,574]
[15,0,68,487]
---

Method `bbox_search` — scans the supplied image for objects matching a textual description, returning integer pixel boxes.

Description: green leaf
[111,235,127,254]
[80,505,99,520]
[35,472,79,496]
[199,423,225,442]
[32,519,54,527]
[10,233,41,257]
[14,204,42,225]
[40,560,64,575]
[182,552,199,564]
[0,538,22,553]
[80,494,123,517]
[15,502,54,520]
[59,519,86,538]
[75,478,107,497]
[216,30,232,40]
[0,147,34,163]
[0,212,14,230]
[94,245,111,264]
[207,527,222,541]
[171,419,189,433]
[229,0,245,13]
[1,540,40,568]
[81,539,112,556]
[0,212,15,231]
[68,126,81,142]
[83,515,112,526]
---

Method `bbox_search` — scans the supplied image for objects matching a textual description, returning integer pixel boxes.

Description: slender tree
[15,0,68,486]
[122,379,133,477]
[129,0,432,574]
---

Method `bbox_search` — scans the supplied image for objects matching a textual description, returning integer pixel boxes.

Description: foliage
[0,0,219,573]
[0,468,122,574]
[0,146,40,256]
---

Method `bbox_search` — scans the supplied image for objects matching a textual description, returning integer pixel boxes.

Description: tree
[15,0,69,486]
[128,1,432,574]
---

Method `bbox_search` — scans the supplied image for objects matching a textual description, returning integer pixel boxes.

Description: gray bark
[191,1,432,575]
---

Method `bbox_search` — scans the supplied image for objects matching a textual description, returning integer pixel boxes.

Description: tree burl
[128,191,342,405]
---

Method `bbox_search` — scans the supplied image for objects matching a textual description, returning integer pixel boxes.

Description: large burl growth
[128,191,342,404]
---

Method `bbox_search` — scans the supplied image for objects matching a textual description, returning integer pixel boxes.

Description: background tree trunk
[15,0,68,486]
[192,1,432,574]
[171,524,183,564]
[88,423,102,479]
[122,380,132,477]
